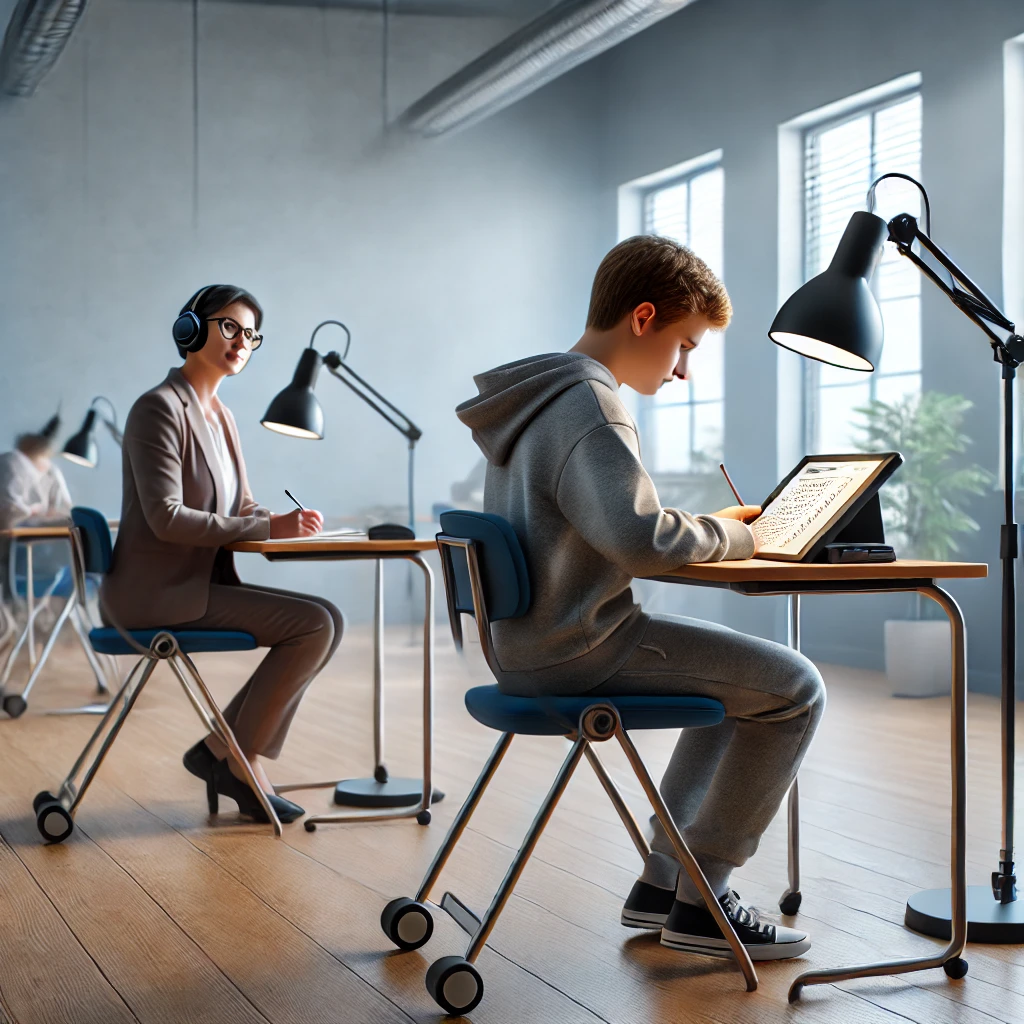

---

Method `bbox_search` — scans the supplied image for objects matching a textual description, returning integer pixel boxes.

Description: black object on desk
[368,523,416,541]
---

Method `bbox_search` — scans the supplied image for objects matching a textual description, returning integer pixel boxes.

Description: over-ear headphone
[172,285,214,353]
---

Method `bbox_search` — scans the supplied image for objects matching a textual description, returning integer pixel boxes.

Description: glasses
[208,317,263,349]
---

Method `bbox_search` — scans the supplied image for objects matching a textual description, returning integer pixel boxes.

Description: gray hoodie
[456,352,755,695]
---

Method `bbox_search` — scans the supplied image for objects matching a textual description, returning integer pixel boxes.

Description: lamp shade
[261,347,325,439]
[62,409,99,468]
[769,210,889,372]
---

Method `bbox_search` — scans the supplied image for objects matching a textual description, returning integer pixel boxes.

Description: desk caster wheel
[779,891,802,915]
[426,956,483,1015]
[416,810,431,825]
[304,821,317,832]
[943,957,968,979]
[374,764,389,784]
[34,792,73,844]
[381,897,433,951]
[3,694,27,718]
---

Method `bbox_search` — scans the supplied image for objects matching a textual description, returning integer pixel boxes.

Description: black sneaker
[661,890,810,961]
[621,879,676,929]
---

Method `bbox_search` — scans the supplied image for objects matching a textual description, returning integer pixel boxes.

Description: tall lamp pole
[770,173,1024,941]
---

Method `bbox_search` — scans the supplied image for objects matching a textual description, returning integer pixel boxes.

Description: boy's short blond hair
[586,235,732,331]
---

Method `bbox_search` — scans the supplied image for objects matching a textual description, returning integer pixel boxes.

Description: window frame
[637,161,725,475]
[801,87,923,453]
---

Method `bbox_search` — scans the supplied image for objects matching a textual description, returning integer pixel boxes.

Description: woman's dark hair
[177,284,264,357]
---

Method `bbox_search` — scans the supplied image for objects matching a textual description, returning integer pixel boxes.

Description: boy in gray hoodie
[456,236,824,961]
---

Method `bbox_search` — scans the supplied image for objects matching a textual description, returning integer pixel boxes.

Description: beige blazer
[101,368,271,629]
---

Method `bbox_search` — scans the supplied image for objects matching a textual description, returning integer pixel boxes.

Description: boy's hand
[711,505,762,524]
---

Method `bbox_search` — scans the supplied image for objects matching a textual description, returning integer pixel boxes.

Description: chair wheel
[374,764,389,784]
[779,891,802,915]
[943,957,968,979]
[416,810,431,825]
[35,798,73,844]
[33,790,58,814]
[3,694,27,718]
[380,897,434,951]
[425,955,483,1015]
[304,820,317,832]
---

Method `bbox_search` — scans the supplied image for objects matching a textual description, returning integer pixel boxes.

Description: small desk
[230,537,439,828]
[649,558,987,1001]
[0,525,112,717]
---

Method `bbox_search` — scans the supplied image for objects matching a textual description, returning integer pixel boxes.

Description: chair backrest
[437,511,531,622]
[71,507,113,575]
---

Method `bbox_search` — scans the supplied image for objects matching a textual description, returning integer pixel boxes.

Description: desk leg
[789,583,968,1001]
[26,544,36,671]
[293,554,443,827]
[780,593,803,916]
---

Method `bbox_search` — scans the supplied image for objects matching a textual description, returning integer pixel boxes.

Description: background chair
[32,507,283,843]
[379,510,757,1017]
[0,556,112,718]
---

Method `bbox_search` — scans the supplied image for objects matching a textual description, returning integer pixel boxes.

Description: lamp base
[333,777,445,809]
[905,885,1024,943]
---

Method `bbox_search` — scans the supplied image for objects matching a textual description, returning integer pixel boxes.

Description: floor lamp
[261,320,422,533]
[770,172,1024,941]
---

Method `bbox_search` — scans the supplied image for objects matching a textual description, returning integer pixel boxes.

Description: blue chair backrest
[438,511,530,622]
[72,507,113,575]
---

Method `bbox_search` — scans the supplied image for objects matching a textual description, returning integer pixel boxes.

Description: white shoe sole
[660,931,811,961]
[621,909,669,929]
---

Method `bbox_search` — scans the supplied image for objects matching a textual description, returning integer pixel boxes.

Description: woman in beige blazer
[102,285,343,825]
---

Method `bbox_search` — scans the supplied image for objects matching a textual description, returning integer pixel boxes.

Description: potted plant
[853,392,992,697]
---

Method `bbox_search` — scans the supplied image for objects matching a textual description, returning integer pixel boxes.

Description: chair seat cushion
[464,685,725,735]
[89,628,258,656]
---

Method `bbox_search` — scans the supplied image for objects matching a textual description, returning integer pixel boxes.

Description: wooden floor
[1,623,1024,1024]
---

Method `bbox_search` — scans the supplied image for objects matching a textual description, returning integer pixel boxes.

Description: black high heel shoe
[183,739,220,813]
[211,758,305,824]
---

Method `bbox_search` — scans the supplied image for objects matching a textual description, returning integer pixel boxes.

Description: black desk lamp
[261,321,423,532]
[62,397,123,468]
[771,172,1024,942]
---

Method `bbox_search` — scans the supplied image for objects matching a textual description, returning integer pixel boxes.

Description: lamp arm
[90,395,120,428]
[323,357,423,443]
[888,214,1022,360]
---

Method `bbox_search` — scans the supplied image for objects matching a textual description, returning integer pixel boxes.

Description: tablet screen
[752,454,896,561]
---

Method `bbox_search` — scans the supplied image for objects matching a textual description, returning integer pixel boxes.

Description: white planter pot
[885,619,951,698]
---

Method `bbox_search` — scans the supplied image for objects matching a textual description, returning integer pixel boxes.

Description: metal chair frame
[407,534,757,992]
[38,525,283,838]
[1,537,114,716]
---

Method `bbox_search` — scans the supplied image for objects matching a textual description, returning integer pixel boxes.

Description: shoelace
[721,890,772,936]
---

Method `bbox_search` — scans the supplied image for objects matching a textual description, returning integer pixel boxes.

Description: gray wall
[0,0,605,621]
[593,0,1024,692]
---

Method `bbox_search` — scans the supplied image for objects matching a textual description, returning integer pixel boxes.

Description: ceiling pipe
[1,0,87,98]
[399,0,694,137]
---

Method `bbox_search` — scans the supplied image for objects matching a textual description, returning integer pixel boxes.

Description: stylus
[285,489,306,511]
[719,463,744,505]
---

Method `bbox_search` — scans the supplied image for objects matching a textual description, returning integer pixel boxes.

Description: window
[804,92,922,453]
[639,163,724,473]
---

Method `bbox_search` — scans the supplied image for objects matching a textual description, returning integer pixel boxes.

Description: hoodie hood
[456,352,618,466]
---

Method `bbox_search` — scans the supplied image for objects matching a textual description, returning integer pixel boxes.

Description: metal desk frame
[236,542,436,829]
[650,570,969,1001]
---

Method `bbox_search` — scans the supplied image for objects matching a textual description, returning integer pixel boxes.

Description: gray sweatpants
[589,613,825,904]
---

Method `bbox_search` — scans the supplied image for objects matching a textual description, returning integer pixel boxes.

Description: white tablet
[751,453,902,562]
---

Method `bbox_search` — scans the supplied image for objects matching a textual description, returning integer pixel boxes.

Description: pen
[284,489,305,511]
[718,463,745,505]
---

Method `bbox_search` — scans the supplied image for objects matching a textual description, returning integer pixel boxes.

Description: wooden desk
[648,558,987,1001]
[230,536,439,829]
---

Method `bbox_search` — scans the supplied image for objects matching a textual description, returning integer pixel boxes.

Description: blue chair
[380,511,757,1016]
[32,507,284,843]
[1,538,112,718]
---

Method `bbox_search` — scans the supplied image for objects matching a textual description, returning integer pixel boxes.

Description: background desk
[230,536,439,828]
[649,558,986,1001]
